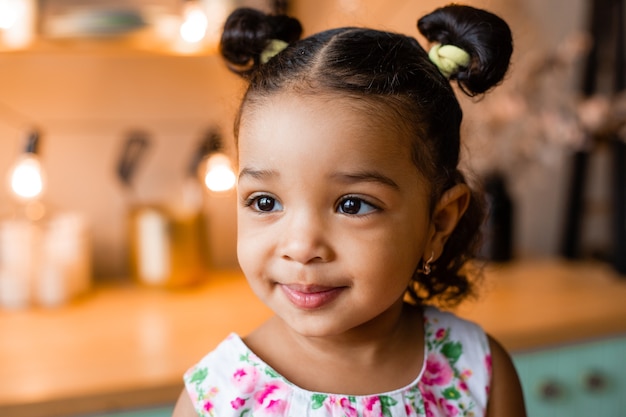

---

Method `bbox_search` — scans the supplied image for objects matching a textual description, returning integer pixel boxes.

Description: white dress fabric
[184,306,492,417]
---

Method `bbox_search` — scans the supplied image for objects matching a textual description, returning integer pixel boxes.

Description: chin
[279,313,349,338]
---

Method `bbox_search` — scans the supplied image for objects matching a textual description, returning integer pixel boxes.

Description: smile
[280,284,345,310]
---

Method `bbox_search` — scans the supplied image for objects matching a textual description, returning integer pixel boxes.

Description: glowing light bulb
[0,0,34,49]
[179,2,208,43]
[9,153,44,200]
[204,153,235,193]
[0,0,20,30]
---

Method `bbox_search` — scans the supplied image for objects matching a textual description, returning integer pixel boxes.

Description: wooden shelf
[0,270,272,417]
[0,36,219,56]
[456,259,626,351]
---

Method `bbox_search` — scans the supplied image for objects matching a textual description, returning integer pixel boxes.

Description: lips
[280,284,345,309]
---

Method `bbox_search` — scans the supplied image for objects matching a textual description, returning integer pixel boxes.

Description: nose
[278,209,333,265]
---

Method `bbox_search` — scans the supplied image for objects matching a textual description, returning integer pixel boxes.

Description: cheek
[363,221,427,274]
[236,218,255,270]
[237,243,264,290]
[366,242,420,275]
[236,216,272,276]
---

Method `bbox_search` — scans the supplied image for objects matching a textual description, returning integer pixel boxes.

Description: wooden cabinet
[514,336,626,416]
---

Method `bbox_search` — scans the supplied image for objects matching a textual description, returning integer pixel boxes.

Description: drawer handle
[583,370,608,393]
[538,380,565,401]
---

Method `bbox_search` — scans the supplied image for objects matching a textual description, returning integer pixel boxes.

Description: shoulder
[172,389,198,417]
[423,305,489,351]
[486,335,527,417]
[421,306,492,410]
[423,308,527,415]
[180,333,300,417]
[184,333,244,387]
[180,333,251,417]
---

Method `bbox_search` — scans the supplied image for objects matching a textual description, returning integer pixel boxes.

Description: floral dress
[184,306,492,417]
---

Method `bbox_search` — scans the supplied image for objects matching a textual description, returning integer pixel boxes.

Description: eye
[337,196,379,216]
[246,194,283,212]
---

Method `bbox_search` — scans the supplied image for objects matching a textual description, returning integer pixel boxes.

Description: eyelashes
[244,194,283,212]
[243,193,381,217]
[336,196,379,216]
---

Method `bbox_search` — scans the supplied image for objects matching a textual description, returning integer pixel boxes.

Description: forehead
[235,92,426,194]
[238,91,412,159]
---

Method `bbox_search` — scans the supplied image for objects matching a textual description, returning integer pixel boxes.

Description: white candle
[36,212,90,307]
[0,220,37,308]
[134,207,171,285]
[0,212,91,309]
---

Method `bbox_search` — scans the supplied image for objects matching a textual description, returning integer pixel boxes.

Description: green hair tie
[260,39,289,64]
[428,43,470,79]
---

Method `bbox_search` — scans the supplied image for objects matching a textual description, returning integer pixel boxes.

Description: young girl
[174,4,526,416]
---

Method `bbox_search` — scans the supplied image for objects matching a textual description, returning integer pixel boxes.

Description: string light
[0,0,21,30]
[0,0,34,49]
[179,0,208,44]
[7,130,45,202]
[9,154,44,199]
[204,153,235,193]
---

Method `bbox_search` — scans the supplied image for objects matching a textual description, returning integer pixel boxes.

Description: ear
[426,184,471,260]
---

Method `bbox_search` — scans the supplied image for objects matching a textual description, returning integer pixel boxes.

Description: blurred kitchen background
[0,0,623,284]
[1,1,626,417]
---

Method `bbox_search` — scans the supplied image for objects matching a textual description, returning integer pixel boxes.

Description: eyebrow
[331,171,399,189]
[238,167,278,181]
[238,167,399,189]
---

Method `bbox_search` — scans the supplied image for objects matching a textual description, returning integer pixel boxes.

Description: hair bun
[417,4,513,96]
[220,8,302,77]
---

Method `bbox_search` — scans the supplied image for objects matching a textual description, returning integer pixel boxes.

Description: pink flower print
[362,396,383,417]
[340,397,358,417]
[485,354,492,376]
[253,380,291,416]
[232,366,260,394]
[231,397,246,410]
[423,400,435,417]
[459,369,471,392]
[422,353,454,386]
[419,388,437,417]
[435,328,447,340]
[325,396,358,417]
[203,401,214,413]
[438,398,459,416]
[420,387,436,404]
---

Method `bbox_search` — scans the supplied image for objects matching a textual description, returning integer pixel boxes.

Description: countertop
[1,259,626,417]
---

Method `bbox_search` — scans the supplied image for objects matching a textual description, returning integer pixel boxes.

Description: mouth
[279,284,346,310]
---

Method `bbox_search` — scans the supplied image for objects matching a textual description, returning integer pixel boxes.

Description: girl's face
[236,92,436,338]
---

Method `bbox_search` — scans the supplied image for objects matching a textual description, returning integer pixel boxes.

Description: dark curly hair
[220,4,513,306]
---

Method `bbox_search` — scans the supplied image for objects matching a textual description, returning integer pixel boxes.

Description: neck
[287,299,413,355]
[245,301,424,395]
